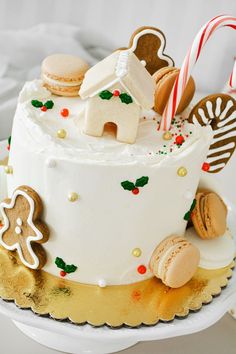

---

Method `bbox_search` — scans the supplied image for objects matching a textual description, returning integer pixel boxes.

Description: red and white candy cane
[159,15,236,131]
[229,58,236,90]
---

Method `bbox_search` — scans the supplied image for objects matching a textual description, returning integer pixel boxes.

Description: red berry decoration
[202,162,210,172]
[7,145,10,151]
[132,188,139,195]
[60,270,67,277]
[113,89,120,97]
[137,265,147,275]
[41,105,47,112]
[61,108,69,118]
[175,135,185,145]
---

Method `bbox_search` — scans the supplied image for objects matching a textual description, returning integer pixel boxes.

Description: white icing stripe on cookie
[206,100,214,119]
[214,120,236,137]
[217,111,236,127]
[219,100,234,120]
[209,163,226,171]
[215,97,222,116]
[208,142,235,154]
[207,152,231,163]
[212,130,236,144]
[198,108,210,124]
[192,115,202,126]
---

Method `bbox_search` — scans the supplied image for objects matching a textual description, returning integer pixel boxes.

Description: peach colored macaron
[153,66,195,115]
[42,54,89,97]
[191,191,227,240]
[149,235,200,288]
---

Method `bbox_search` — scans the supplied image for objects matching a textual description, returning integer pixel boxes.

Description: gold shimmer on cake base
[0,247,234,328]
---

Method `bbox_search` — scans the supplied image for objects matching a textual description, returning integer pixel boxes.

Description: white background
[0,0,235,353]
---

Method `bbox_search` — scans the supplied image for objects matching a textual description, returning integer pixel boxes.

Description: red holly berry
[137,265,147,275]
[60,270,67,277]
[7,145,10,151]
[41,105,47,112]
[132,188,139,195]
[175,135,185,145]
[202,162,210,172]
[60,108,69,118]
[113,90,120,97]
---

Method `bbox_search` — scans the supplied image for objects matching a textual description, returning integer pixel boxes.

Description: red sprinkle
[60,270,67,277]
[113,89,120,97]
[41,106,47,112]
[175,135,185,145]
[137,265,147,275]
[132,188,139,195]
[60,108,69,118]
[202,162,210,172]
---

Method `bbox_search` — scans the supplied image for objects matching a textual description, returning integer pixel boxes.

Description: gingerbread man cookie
[0,186,49,269]
[120,26,174,75]
[189,94,236,173]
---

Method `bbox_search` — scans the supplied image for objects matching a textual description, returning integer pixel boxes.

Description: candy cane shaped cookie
[159,15,236,130]
[189,94,236,173]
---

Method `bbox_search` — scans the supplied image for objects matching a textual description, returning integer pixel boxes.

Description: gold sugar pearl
[68,192,79,202]
[177,166,188,177]
[162,131,172,141]
[132,248,142,257]
[57,129,67,139]
[4,165,13,174]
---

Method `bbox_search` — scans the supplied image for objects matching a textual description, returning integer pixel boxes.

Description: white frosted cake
[6,78,212,286]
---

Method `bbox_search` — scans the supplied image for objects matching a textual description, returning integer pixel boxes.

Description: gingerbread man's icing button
[120,26,174,75]
[0,185,49,269]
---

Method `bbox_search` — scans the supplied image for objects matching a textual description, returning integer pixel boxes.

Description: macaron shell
[153,67,195,115]
[149,235,186,277]
[42,54,89,81]
[191,193,209,239]
[185,227,235,269]
[204,193,227,238]
[163,243,200,288]
[43,82,82,97]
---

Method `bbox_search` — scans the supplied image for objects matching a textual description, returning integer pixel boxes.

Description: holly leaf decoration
[184,199,196,221]
[44,100,54,109]
[31,99,43,108]
[55,257,66,270]
[121,180,135,191]
[135,176,149,187]
[8,136,11,146]
[99,90,113,100]
[119,93,133,104]
[65,264,77,274]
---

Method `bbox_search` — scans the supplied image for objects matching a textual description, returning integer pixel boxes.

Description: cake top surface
[16,80,213,166]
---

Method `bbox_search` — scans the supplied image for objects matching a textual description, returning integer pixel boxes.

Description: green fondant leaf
[119,93,133,104]
[183,199,196,221]
[8,136,11,146]
[135,176,149,188]
[31,99,43,108]
[121,180,135,191]
[99,90,113,100]
[65,264,77,274]
[55,257,66,270]
[44,100,54,109]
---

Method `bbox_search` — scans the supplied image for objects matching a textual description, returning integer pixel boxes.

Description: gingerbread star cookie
[0,186,49,269]
[189,94,236,173]
[120,26,174,75]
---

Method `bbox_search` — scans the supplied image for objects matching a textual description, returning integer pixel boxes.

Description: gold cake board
[0,247,234,328]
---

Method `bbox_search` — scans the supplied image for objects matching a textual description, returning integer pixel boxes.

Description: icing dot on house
[16,218,22,226]
[98,279,107,288]
[15,226,21,235]
[46,158,57,168]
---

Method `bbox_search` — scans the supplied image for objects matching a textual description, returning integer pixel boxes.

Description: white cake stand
[0,140,235,354]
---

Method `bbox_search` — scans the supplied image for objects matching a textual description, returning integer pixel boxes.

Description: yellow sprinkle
[4,166,13,174]
[68,192,79,202]
[162,131,172,141]
[177,167,187,177]
[57,129,67,139]
[132,248,142,257]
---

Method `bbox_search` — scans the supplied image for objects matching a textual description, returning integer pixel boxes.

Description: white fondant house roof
[79,50,155,110]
